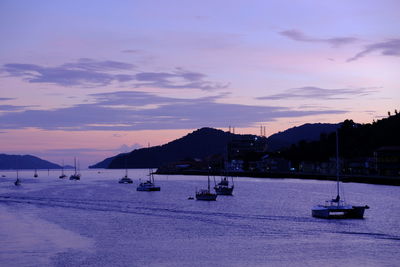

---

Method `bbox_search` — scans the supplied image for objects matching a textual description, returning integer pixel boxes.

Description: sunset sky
[1,0,399,167]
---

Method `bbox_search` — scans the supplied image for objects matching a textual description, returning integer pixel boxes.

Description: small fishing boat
[312,130,369,219]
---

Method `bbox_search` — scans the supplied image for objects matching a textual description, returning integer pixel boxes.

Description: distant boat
[214,175,234,195]
[312,131,369,219]
[69,157,81,180]
[196,173,217,201]
[59,160,67,179]
[34,169,38,178]
[14,170,21,186]
[137,168,160,191]
[119,167,133,184]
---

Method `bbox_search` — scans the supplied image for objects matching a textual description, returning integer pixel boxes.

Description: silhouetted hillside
[92,127,266,168]
[0,154,62,169]
[104,128,239,168]
[91,124,345,169]
[266,123,340,151]
[281,112,400,162]
[89,155,117,169]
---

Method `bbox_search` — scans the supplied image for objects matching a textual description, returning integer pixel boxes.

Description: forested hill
[90,123,341,169]
[280,112,400,161]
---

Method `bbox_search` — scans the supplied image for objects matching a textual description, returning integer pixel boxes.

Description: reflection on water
[0,169,399,266]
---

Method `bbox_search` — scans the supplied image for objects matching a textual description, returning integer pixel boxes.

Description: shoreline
[155,170,400,186]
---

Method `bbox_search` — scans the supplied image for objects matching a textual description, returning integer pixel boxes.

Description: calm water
[0,169,399,267]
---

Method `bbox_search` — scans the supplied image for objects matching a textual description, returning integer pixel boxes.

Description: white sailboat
[34,169,38,178]
[312,130,369,219]
[69,157,81,180]
[137,168,160,191]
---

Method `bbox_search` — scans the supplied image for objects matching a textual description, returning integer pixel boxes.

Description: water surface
[0,169,399,266]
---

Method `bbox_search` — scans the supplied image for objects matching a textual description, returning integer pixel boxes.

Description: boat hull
[136,182,160,191]
[196,192,217,201]
[214,186,234,195]
[137,187,161,191]
[118,178,133,184]
[69,175,80,180]
[312,205,369,219]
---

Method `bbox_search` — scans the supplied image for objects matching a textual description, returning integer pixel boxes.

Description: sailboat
[59,160,67,179]
[69,158,81,180]
[196,172,217,201]
[312,130,369,219]
[34,169,38,178]
[214,175,234,195]
[136,168,160,191]
[14,169,21,186]
[119,166,133,184]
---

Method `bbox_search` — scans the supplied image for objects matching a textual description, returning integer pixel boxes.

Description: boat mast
[74,157,77,175]
[207,174,210,192]
[336,130,340,200]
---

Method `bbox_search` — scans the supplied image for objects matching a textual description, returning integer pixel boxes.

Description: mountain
[91,127,241,169]
[281,113,400,162]
[91,123,340,169]
[89,155,116,169]
[0,154,62,169]
[266,123,340,151]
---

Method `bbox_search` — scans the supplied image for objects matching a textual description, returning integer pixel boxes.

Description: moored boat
[214,176,234,195]
[69,157,81,180]
[137,169,160,191]
[311,130,369,219]
[59,160,67,179]
[119,168,133,184]
[196,173,217,201]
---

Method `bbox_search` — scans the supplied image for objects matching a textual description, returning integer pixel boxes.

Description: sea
[0,169,399,267]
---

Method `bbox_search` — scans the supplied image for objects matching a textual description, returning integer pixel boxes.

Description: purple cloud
[258,86,378,100]
[134,68,226,90]
[347,39,400,62]
[2,59,225,90]
[280,29,358,47]
[0,91,346,131]
[2,59,136,87]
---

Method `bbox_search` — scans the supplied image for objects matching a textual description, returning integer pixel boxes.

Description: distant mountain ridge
[267,123,340,151]
[0,154,62,169]
[90,123,340,169]
[91,127,240,169]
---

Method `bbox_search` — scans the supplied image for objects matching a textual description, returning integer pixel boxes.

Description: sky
[1,0,399,167]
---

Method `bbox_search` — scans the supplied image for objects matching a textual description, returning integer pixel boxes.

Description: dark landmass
[91,112,399,185]
[267,123,340,151]
[91,127,244,168]
[89,155,116,169]
[90,123,339,168]
[279,114,400,165]
[0,154,62,169]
